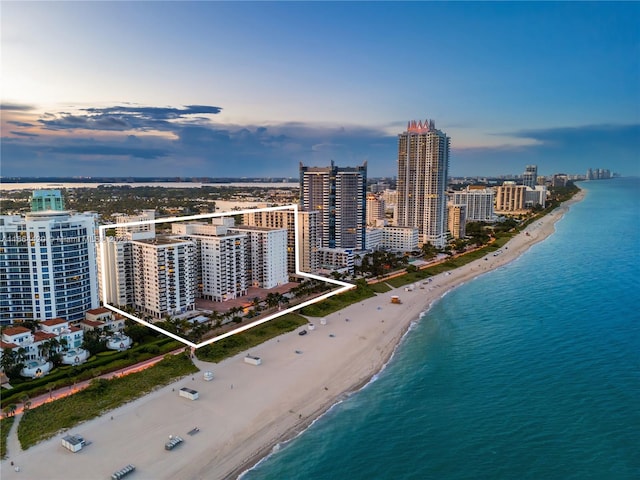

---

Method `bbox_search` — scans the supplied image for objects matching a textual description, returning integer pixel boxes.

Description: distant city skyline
[1,2,639,178]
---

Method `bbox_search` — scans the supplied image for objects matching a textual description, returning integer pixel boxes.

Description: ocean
[242,178,640,480]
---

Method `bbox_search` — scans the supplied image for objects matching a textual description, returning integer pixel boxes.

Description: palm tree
[0,348,17,373]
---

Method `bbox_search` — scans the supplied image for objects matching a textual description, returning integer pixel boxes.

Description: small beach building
[61,434,86,452]
[179,387,199,400]
[244,355,262,366]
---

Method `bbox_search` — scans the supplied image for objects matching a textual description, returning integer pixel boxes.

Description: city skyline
[1,2,639,178]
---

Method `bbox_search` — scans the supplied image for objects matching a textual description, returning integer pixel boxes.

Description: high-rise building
[98,238,134,307]
[451,186,495,222]
[396,119,450,247]
[228,226,288,289]
[171,220,248,302]
[30,190,65,212]
[114,210,156,240]
[366,194,385,226]
[243,210,320,274]
[522,165,538,188]
[131,238,196,318]
[1,211,100,324]
[447,204,466,239]
[300,161,367,250]
[495,182,527,212]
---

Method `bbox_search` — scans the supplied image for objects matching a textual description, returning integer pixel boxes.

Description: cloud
[47,144,168,159]
[9,131,39,137]
[8,120,35,127]
[451,123,640,177]
[0,102,36,112]
[38,104,223,132]
[5,101,635,178]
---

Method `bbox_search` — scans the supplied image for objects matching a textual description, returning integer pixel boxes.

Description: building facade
[0,211,100,325]
[30,190,65,212]
[495,182,527,212]
[171,220,248,303]
[229,226,288,289]
[451,186,495,222]
[447,204,467,239]
[300,161,367,250]
[366,194,385,226]
[522,165,538,188]
[131,238,196,318]
[396,119,450,247]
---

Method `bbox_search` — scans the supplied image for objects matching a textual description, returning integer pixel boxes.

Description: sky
[1,1,639,178]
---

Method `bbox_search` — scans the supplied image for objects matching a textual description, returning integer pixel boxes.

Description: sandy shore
[1,191,584,480]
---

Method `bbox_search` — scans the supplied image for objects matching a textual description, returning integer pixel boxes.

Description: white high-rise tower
[396,119,450,248]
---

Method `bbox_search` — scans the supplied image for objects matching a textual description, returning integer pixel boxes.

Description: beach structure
[61,434,86,453]
[396,119,450,248]
[111,464,135,480]
[179,387,199,400]
[244,354,262,366]
[165,436,184,450]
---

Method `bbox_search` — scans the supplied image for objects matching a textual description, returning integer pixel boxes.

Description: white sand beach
[0,191,584,480]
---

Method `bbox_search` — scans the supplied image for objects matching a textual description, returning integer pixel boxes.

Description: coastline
[0,190,585,480]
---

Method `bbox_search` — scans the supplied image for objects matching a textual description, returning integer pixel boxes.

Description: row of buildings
[1,120,552,329]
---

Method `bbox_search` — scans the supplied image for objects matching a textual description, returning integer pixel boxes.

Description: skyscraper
[396,119,450,248]
[522,165,538,188]
[1,211,100,324]
[299,161,367,250]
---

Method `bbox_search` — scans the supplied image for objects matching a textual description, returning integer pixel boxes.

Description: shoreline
[0,190,585,480]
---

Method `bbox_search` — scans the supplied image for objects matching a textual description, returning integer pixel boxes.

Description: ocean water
[242,178,640,480]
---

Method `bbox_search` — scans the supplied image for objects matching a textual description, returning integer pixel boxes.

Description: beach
[0,191,585,480]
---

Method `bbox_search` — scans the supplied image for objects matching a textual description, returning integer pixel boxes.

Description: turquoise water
[242,178,640,480]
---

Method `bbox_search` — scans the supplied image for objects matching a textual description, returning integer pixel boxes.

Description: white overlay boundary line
[98,204,355,349]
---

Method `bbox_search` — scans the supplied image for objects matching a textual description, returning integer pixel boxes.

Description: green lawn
[196,313,308,363]
[299,283,376,317]
[1,416,15,459]
[17,354,197,450]
[369,282,392,293]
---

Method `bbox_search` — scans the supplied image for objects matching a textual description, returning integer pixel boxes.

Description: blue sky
[2,1,638,178]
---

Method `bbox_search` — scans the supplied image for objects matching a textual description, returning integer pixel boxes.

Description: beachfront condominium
[495,182,547,213]
[299,160,367,250]
[495,182,527,212]
[243,209,320,274]
[172,220,248,302]
[0,211,100,325]
[396,119,450,248]
[98,238,134,307]
[451,186,495,222]
[522,165,538,188]
[131,237,197,318]
[228,226,288,289]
